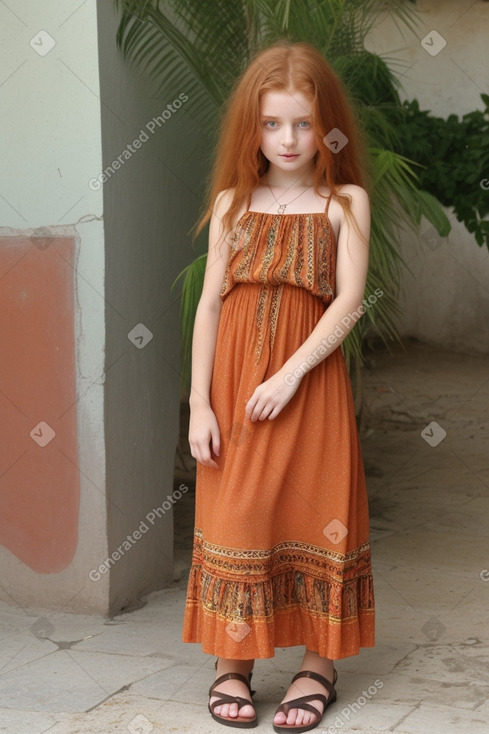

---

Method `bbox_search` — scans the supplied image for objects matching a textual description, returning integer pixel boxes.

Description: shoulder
[334,184,370,246]
[214,187,250,231]
[336,184,369,207]
[214,188,236,217]
[335,185,370,232]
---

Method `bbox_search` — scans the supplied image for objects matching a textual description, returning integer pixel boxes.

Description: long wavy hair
[196,41,369,238]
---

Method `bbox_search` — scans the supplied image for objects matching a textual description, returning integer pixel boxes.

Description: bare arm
[245,184,370,421]
[188,189,236,467]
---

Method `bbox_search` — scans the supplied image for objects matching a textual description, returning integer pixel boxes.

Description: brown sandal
[208,659,257,728]
[272,668,338,733]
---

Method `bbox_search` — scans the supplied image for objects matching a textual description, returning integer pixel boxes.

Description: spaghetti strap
[324,193,333,215]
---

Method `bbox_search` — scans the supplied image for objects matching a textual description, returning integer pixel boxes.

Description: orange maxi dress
[182,196,375,660]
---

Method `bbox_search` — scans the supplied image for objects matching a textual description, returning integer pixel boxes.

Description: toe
[274,711,287,724]
[287,708,299,725]
[285,707,315,727]
[209,669,255,723]
[220,703,232,718]
[238,703,255,719]
[212,699,255,721]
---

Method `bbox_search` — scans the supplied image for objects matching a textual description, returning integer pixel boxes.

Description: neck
[265,163,315,189]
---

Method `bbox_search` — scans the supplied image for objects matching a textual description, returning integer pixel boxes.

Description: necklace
[266,180,312,214]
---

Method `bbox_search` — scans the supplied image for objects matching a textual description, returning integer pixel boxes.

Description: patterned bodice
[220,210,336,363]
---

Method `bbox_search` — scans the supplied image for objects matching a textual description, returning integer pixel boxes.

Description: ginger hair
[195,40,369,238]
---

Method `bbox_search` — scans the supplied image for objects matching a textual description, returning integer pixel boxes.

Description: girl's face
[259,88,318,178]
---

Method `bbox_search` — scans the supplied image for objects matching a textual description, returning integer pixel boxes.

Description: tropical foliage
[113,0,450,392]
[394,94,489,249]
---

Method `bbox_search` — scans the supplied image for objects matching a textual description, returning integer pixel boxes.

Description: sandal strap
[208,671,254,699]
[274,668,337,719]
[291,669,337,700]
[209,672,254,713]
[210,671,251,691]
[274,694,326,719]
[209,691,254,713]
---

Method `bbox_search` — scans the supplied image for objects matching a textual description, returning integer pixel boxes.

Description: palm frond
[342,145,449,368]
[171,254,207,394]
[114,0,252,132]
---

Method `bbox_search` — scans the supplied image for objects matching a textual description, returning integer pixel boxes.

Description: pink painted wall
[0,235,80,573]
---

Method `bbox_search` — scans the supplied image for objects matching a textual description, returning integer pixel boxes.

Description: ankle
[215,657,255,675]
[300,650,334,677]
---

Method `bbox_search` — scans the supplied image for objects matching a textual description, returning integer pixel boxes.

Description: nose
[281,124,296,148]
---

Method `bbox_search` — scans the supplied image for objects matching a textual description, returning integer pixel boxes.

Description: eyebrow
[260,114,312,120]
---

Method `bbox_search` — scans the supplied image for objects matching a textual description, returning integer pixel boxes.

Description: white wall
[366,0,489,353]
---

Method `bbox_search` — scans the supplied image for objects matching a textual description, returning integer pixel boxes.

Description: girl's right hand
[188,402,221,469]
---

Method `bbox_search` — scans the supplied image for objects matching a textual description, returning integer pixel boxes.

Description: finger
[202,457,219,469]
[253,402,270,422]
[247,391,267,421]
[249,402,263,422]
[191,439,210,465]
[201,452,217,468]
[244,395,256,418]
[246,383,267,417]
[267,405,280,420]
[190,436,219,469]
[211,427,220,457]
[259,404,274,420]
[265,398,284,420]
[196,448,219,469]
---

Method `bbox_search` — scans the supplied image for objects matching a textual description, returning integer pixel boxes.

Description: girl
[182,41,374,732]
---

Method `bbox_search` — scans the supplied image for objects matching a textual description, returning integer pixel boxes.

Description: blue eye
[298,121,310,128]
[265,120,277,128]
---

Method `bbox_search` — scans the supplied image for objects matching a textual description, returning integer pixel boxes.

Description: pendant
[278,204,286,214]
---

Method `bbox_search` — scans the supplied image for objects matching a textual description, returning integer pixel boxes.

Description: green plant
[114,0,450,393]
[394,95,489,248]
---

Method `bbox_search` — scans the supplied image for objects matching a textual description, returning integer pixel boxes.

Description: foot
[273,652,335,729]
[210,657,256,722]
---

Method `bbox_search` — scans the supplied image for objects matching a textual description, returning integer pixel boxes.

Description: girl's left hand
[245,369,301,422]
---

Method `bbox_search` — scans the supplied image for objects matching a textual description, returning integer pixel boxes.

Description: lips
[280,154,299,159]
